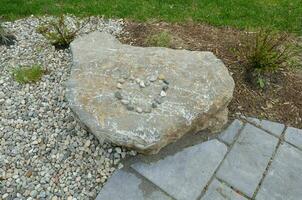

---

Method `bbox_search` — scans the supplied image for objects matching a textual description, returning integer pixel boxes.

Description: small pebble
[160,91,167,97]
[158,74,165,80]
[152,103,158,108]
[135,78,141,83]
[126,105,134,111]
[162,85,169,91]
[2,194,9,199]
[163,80,169,85]
[115,147,122,154]
[121,99,129,105]
[114,91,123,100]
[118,78,125,83]
[139,81,145,88]
[145,80,150,86]
[52,196,58,200]
[136,107,143,113]
[117,83,123,89]
[149,75,158,82]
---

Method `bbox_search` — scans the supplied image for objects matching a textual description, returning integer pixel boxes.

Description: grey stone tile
[218,119,244,145]
[131,140,227,200]
[256,143,302,200]
[259,119,285,137]
[201,179,248,200]
[285,127,302,149]
[216,124,278,198]
[96,170,172,200]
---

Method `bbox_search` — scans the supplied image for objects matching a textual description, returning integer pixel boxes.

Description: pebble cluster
[0,16,136,199]
[114,73,170,113]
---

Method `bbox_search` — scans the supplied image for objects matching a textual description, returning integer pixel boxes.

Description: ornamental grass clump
[238,29,301,88]
[13,65,45,84]
[146,31,173,47]
[0,21,16,46]
[37,15,89,49]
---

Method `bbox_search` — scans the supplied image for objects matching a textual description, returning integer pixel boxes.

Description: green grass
[146,31,173,47]
[13,65,44,84]
[0,0,301,34]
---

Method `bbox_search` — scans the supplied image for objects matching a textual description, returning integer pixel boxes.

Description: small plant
[13,65,44,84]
[37,15,88,49]
[146,31,173,47]
[0,21,16,46]
[238,29,301,88]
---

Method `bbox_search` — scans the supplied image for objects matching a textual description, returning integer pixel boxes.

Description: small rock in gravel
[139,81,145,88]
[149,75,158,82]
[145,80,150,86]
[115,147,122,154]
[152,102,158,108]
[2,194,9,199]
[160,91,167,97]
[118,78,125,83]
[116,83,123,89]
[158,74,165,80]
[121,99,129,105]
[126,105,134,111]
[136,107,143,113]
[114,91,123,100]
[162,85,169,91]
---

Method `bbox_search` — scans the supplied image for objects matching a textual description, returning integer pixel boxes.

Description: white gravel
[0,16,136,199]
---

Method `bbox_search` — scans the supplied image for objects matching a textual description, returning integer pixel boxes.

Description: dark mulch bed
[119,21,302,128]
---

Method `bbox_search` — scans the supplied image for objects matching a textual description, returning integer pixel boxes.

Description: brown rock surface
[66,32,234,154]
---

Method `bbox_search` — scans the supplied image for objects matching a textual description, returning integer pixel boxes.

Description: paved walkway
[96,118,302,200]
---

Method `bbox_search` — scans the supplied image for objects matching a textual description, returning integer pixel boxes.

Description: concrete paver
[216,124,278,198]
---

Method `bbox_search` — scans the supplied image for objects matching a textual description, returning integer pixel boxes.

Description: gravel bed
[0,16,136,200]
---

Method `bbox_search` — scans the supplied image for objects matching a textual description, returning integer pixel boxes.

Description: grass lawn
[1,0,301,34]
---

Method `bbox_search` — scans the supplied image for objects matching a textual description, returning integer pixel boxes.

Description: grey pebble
[162,85,169,91]
[114,91,123,100]
[121,99,129,105]
[163,80,169,85]
[160,91,167,97]
[126,105,134,111]
[116,83,123,89]
[149,75,158,82]
[136,107,143,113]
[139,81,145,88]
[152,102,158,108]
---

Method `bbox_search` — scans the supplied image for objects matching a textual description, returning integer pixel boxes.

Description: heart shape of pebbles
[114,73,169,113]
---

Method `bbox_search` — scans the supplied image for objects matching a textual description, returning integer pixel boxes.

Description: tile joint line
[251,125,287,199]
[197,120,247,200]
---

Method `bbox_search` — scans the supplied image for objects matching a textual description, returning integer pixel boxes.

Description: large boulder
[66,32,234,154]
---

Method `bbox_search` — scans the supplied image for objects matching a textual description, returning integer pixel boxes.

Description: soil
[119,21,302,128]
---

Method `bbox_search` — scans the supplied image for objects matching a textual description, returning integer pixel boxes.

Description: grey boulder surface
[66,31,234,154]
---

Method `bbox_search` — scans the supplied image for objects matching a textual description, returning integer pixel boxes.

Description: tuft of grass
[37,15,88,49]
[0,21,16,46]
[237,29,301,88]
[146,31,172,47]
[13,65,44,84]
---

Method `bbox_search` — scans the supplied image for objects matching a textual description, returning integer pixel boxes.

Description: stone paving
[96,118,302,200]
